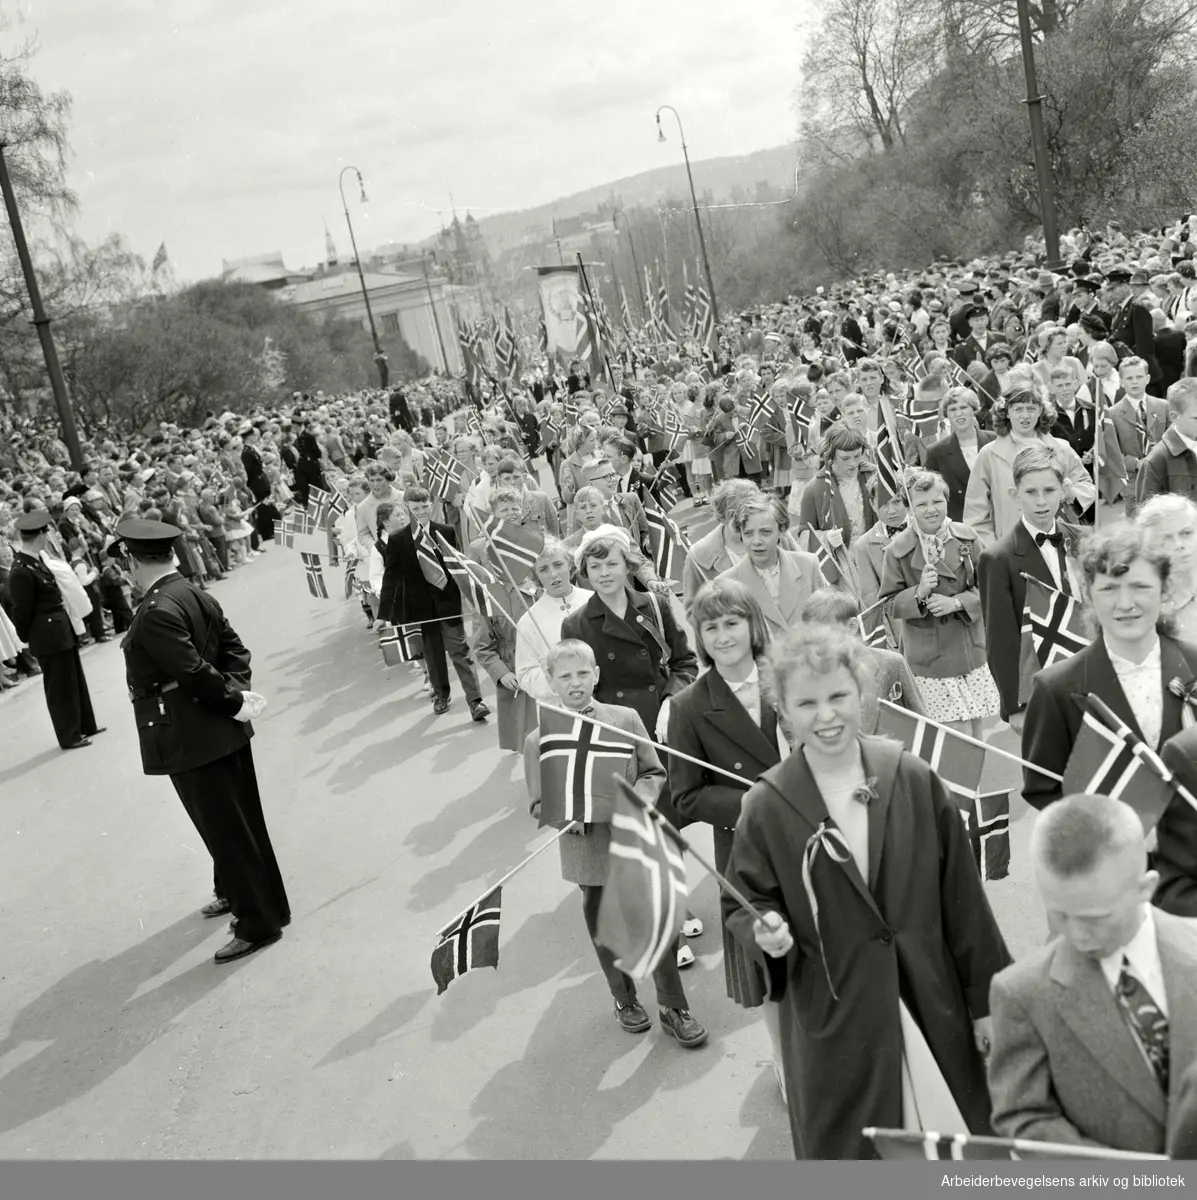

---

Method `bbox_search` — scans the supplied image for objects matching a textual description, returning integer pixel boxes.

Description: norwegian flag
[619,283,635,333]
[285,509,318,538]
[789,396,818,446]
[413,524,448,590]
[493,306,520,381]
[682,260,699,340]
[805,525,843,587]
[274,520,295,549]
[877,701,987,798]
[481,516,544,588]
[431,887,502,995]
[426,451,467,503]
[960,790,1011,881]
[433,532,497,620]
[655,265,672,340]
[694,277,716,358]
[856,615,889,648]
[327,486,350,518]
[1096,416,1130,504]
[643,497,691,583]
[648,461,684,511]
[746,392,773,439]
[896,409,942,446]
[306,486,333,528]
[1062,694,1189,829]
[300,552,329,599]
[596,778,690,981]
[1021,575,1090,667]
[537,707,636,825]
[379,623,423,666]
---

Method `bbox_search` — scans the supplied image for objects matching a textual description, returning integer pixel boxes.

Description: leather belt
[128,680,179,701]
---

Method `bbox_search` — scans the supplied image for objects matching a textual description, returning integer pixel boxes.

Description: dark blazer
[1021,634,1197,809]
[1154,726,1197,920]
[120,573,254,776]
[1109,299,1162,383]
[668,666,782,872]
[1138,427,1197,506]
[376,520,462,627]
[1156,328,1187,394]
[924,430,996,521]
[954,334,1008,372]
[1170,1058,1197,1158]
[977,519,1082,721]
[560,588,697,736]
[1048,404,1097,466]
[7,550,76,657]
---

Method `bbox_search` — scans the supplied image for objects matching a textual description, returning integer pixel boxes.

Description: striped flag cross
[856,615,889,649]
[649,462,684,511]
[1062,694,1182,829]
[379,623,423,666]
[430,887,502,995]
[596,779,690,981]
[274,520,295,549]
[306,486,333,527]
[644,499,690,583]
[960,790,1012,881]
[746,392,773,439]
[876,702,986,798]
[300,552,329,599]
[537,710,636,825]
[433,532,512,624]
[1021,576,1090,667]
[413,525,448,590]
[789,397,817,446]
[483,517,544,588]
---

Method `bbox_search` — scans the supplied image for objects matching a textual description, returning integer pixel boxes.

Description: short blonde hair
[764,623,877,712]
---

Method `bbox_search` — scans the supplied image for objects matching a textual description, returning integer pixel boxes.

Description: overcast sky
[13,1,804,283]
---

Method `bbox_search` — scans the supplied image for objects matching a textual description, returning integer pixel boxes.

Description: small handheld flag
[1021,575,1089,667]
[301,552,329,599]
[413,525,448,590]
[876,703,986,798]
[379,623,423,666]
[537,708,636,826]
[430,887,502,995]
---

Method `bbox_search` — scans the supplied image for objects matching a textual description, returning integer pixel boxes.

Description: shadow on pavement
[0,913,251,1136]
[403,755,523,862]
[0,746,60,788]
[316,988,437,1069]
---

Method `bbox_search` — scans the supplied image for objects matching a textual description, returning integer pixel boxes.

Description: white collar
[1021,516,1059,541]
[1104,634,1161,673]
[719,662,760,690]
[1098,905,1157,991]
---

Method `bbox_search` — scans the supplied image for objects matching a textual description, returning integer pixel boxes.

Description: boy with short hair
[978,445,1082,731]
[524,639,708,1048]
[1137,377,1197,505]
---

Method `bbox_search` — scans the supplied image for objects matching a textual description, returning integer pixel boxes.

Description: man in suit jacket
[978,446,1083,728]
[953,307,1007,371]
[1137,379,1197,506]
[7,510,104,750]
[1153,310,1187,396]
[582,460,650,554]
[1107,267,1163,391]
[604,434,655,504]
[376,485,488,720]
[988,793,1197,1153]
[1109,357,1169,492]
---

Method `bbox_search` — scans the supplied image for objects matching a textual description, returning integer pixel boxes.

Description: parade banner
[536,266,583,358]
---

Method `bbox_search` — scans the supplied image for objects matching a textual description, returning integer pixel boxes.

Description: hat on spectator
[108,518,182,559]
[1105,264,1133,282]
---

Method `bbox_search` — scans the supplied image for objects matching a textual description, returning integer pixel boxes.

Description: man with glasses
[581,460,650,554]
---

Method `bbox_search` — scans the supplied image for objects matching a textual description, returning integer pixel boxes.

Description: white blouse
[514,587,595,701]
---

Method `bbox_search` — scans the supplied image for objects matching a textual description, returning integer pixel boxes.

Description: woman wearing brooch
[723,623,1012,1159]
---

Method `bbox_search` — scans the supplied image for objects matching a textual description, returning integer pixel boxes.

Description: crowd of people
[8,214,1197,1159]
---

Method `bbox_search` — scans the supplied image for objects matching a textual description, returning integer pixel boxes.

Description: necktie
[1117,957,1169,1091]
[1035,529,1070,595]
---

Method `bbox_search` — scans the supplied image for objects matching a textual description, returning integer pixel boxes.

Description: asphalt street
[0,525,1045,1159]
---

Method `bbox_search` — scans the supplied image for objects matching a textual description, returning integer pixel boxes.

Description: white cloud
[13,0,804,280]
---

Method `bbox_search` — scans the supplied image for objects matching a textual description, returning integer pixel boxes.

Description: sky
[12,0,805,283]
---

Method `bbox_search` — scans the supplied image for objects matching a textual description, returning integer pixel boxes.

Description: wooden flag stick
[446,823,580,931]
[877,698,1064,782]
[615,777,769,924]
[536,700,754,787]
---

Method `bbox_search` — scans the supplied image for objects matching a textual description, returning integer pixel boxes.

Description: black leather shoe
[433,696,450,715]
[214,931,282,964]
[62,737,93,750]
[469,700,490,722]
[614,999,651,1034]
[87,726,108,737]
[201,898,231,918]
[659,1007,708,1048]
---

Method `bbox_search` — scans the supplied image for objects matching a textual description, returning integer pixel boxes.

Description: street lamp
[612,208,647,320]
[656,105,720,341]
[1015,0,1062,267]
[339,165,389,388]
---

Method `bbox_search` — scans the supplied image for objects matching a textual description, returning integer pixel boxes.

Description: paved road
[0,531,1046,1159]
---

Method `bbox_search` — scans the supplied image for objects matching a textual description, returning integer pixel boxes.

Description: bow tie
[1035,530,1064,548]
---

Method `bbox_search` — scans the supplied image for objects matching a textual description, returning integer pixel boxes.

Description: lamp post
[612,208,647,320]
[339,166,388,387]
[0,142,83,471]
[1015,0,1062,268]
[656,105,720,337]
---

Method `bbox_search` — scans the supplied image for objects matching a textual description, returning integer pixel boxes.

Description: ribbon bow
[801,820,854,1001]
[1169,677,1197,730]
[1035,530,1064,548]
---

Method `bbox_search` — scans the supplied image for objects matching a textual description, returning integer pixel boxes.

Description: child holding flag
[524,639,708,1048]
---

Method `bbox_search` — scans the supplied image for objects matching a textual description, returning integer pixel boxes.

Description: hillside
[440,143,800,258]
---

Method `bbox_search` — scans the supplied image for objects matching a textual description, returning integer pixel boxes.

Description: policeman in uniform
[8,509,105,750]
[112,519,290,965]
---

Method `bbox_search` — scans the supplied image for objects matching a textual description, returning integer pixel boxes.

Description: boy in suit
[1136,378,1197,506]
[1110,356,1169,494]
[978,445,1082,733]
[988,793,1197,1153]
[525,640,708,1048]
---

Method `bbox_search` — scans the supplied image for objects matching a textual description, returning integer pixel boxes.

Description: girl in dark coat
[724,622,1011,1159]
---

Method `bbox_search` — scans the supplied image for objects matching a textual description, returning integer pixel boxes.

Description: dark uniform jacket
[121,572,254,776]
[376,520,462,627]
[8,550,76,657]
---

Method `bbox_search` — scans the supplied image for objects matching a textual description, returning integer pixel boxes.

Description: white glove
[234,691,267,722]
[655,697,671,742]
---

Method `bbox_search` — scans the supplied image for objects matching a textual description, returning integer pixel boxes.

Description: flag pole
[576,253,618,394]
[877,698,1064,781]
[442,823,580,931]
[537,700,754,786]
[614,777,769,923]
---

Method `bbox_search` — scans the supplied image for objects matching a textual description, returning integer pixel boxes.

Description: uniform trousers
[39,646,97,747]
[170,744,290,943]
[423,619,482,704]
[579,884,687,1011]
